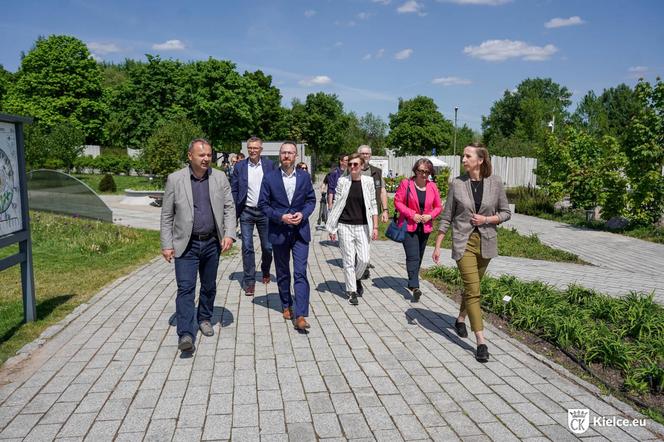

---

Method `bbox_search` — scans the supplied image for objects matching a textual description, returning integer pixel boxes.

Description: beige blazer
[326,175,378,235]
[438,174,511,260]
[160,167,236,257]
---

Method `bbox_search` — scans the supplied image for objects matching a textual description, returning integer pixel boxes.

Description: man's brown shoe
[283,308,293,320]
[245,284,255,296]
[294,316,310,330]
[262,275,271,284]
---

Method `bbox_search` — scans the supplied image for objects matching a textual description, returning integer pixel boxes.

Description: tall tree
[572,84,641,144]
[0,64,12,110]
[242,70,290,141]
[107,55,185,148]
[358,112,388,153]
[386,96,453,156]
[4,35,108,143]
[482,77,572,157]
[299,92,349,167]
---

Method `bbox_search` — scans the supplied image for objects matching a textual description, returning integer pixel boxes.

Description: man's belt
[191,232,217,241]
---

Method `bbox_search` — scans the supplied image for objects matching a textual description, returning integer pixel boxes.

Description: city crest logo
[568,408,590,434]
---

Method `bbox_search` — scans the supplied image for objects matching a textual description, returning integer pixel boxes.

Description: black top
[190,167,216,235]
[416,188,426,212]
[471,179,484,213]
[339,180,368,225]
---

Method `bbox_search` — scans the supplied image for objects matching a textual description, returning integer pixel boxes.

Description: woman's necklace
[471,179,482,193]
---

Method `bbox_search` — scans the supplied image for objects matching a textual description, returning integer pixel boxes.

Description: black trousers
[402,225,429,289]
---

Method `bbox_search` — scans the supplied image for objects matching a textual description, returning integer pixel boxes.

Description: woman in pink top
[394,158,443,302]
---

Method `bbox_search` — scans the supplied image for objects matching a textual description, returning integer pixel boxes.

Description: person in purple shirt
[326,153,349,210]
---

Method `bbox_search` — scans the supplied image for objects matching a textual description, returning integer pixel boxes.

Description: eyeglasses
[416,169,430,175]
[349,162,362,167]
[299,167,308,170]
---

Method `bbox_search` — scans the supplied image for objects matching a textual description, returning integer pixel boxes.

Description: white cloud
[376,48,385,58]
[545,16,585,29]
[333,41,343,48]
[357,12,374,20]
[373,0,391,4]
[628,66,649,78]
[444,0,511,5]
[363,53,372,60]
[394,48,413,60]
[299,75,332,86]
[464,39,558,61]
[397,0,425,15]
[432,76,472,86]
[334,20,357,27]
[363,48,385,61]
[87,42,122,54]
[152,39,185,51]
[304,9,316,18]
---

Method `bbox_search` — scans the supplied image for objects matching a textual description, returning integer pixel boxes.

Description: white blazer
[326,175,378,235]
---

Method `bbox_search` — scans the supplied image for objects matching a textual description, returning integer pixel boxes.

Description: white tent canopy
[427,156,448,168]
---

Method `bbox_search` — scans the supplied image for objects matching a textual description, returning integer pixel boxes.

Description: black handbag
[385,180,411,243]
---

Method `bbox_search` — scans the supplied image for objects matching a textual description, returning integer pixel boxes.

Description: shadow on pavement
[316,280,348,300]
[372,276,412,300]
[252,294,284,315]
[326,258,343,268]
[405,307,474,352]
[167,306,234,329]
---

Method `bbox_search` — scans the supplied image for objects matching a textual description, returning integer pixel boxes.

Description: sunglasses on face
[349,162,362,167]
[416,169,430,174]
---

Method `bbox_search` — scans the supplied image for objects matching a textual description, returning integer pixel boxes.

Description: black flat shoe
[454,320,468,338]
[476,344,489,363]
[411,288,422,302]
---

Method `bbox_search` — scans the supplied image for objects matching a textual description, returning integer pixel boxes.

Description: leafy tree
[242,70,290,141]
[448,124,479,155]
[0,64,12,110]
[622,79,664,225]
[142,116,204,178]
[358,112,388,153]
[299,92,349,167]
[482,78,572,157]
[107,55,185,148]
[286,98,307,143]
[4,35,107,143]
[24,121,85,170]
[386,96,453,156]
[572,84,641,144]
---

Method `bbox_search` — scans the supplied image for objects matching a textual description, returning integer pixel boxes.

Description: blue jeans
[174,237,220,339]
[402,226,429,289]
[240,206,272,288]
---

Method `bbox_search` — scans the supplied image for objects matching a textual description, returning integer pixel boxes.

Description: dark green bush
[505,186,555,215]
[98,174,117,193]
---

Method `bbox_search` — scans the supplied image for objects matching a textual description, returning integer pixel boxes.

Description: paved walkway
[0,208,662,440]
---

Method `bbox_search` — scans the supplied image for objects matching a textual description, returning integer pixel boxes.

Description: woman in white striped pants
[326,153,379,305]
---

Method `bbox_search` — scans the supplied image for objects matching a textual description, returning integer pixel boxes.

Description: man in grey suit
[160,138,236,352]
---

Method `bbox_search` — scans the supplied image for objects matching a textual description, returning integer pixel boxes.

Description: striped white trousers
[337,223,371,293]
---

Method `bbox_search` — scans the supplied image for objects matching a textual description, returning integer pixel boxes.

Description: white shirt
[246,159,264,208]
[281,168,297,205]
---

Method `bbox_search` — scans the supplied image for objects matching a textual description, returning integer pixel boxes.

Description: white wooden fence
[382,154,538,188]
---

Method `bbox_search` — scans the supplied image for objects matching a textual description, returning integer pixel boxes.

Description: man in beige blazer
[160,139,235,352]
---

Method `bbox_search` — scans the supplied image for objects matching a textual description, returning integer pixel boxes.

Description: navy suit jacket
[231,156,276,217]
[258,168,316,246]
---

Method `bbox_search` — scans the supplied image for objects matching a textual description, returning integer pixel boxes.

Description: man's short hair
[236,152,246,160]
[357,145,371,154]
[338,153,348,161]
[247,136,263,145]
[281,140,297,151]
[188,138,212,152]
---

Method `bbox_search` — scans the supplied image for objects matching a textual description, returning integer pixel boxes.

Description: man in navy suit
[258,141,316,330]
[231,136,276,295]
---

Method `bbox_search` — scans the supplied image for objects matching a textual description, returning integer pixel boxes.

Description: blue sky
[1,0,663,130]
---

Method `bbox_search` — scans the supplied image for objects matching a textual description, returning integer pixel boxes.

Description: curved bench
[121,189,164,206]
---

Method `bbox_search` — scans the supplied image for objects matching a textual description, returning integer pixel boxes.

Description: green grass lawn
[377,197,585,264]
[0,211,160,365]
[73,174,163,195]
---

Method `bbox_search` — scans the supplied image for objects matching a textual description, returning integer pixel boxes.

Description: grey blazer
[438,174,511,260]
[160,167,236,257]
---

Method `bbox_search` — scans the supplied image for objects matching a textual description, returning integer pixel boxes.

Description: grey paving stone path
[1,206,663,440]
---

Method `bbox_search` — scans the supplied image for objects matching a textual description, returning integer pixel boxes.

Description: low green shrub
[425,266,664,397]
[505,186,555,215]
[99,174,117,193]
